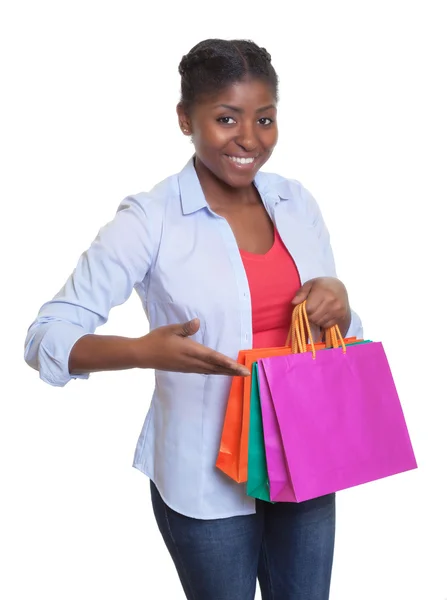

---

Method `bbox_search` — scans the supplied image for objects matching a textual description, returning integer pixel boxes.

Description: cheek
[262,127,279,149]
[194,123,231,150]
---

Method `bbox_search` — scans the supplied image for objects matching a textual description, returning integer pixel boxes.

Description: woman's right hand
[134,318,250,377]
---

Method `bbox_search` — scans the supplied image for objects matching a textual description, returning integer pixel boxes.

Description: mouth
[223,154,260,170]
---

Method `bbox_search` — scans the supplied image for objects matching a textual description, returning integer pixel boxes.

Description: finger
[291,280,314,305]
[208,364,248,376]
[308,308,332,327]
[305,296,326,321]
[184,342,249,376]
[176,318,200,337]
[183,340,250,376]
[186,359,248,377]
[203,350,250,376]
[309,301,345,328]
[306,294,344,323]
[209,356,250,377]
[318,315,339,330]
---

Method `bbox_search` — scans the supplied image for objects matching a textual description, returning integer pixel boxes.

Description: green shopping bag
[247,362,274,503]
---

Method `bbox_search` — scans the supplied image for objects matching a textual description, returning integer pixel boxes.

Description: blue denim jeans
[150,481,335,600]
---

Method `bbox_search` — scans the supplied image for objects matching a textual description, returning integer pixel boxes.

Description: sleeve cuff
[346,309,363,340]
[37,322,91,387]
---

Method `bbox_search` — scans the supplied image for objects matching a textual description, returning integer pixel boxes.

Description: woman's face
[178,78,278,189]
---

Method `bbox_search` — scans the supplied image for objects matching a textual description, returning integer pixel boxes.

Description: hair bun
[178,54,189,76]
[178,48,215,76]
[260,47,272,62]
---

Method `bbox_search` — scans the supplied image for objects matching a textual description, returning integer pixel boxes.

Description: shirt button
[245,333,249,342]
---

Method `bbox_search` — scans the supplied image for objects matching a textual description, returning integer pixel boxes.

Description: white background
[1,0,446,598]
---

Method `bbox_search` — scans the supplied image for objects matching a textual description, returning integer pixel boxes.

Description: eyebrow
[216,103,276,113]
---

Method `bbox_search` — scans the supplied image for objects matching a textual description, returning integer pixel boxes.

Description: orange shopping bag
[215,346,291,483]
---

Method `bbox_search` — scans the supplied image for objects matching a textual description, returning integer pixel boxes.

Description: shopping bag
[258,302,417,502]
[215,350,246,481]
[246,362,273,502]
[238,347,297,482]
[257,334,371,502]
[216,347,290,482]
[257,359,297,501]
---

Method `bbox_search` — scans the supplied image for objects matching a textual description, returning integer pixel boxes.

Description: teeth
[228,156,255,165]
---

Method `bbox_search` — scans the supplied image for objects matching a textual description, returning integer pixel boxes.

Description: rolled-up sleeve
[24,194,152,387]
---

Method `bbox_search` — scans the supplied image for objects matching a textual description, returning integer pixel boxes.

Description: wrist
[131,332,160,370]
[339,308,352,337]
[130,336,147,369]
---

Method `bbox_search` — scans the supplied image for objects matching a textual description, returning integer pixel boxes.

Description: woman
[25,38,362,599]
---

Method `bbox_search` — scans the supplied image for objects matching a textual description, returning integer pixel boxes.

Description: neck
[194,156,258,211]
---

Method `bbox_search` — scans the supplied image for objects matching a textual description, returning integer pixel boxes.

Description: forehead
[198,79,276,110]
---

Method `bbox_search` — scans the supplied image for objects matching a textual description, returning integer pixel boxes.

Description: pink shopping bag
[258,303,417,502]
[257,360,297,502]
[257,336,372,502]
[258,336,418,502]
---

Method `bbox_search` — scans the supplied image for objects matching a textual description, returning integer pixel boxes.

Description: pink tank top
[240,228,302,349]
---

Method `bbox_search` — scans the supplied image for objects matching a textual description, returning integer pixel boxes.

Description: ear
[176,103,192,136]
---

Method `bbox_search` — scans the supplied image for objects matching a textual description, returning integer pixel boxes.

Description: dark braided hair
[178,39,278,111]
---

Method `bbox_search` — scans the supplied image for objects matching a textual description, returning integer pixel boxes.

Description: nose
[235,121,258,153]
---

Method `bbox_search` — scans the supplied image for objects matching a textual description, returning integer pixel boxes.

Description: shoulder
[107,172,182,252]
[117,172,180,219]
[256,170,322,222]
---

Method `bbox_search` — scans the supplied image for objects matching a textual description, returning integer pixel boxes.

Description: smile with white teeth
[227,156,256,165]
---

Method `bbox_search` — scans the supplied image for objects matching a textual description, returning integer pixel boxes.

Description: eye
[258,117,274,126]
[217,116,236,125]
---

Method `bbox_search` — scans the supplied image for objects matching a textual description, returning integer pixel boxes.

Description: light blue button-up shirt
[25,157,362,519]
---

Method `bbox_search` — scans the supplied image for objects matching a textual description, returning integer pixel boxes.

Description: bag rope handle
[287,301,346,358]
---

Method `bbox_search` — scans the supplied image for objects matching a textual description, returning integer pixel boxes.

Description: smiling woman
[24,37,362,600]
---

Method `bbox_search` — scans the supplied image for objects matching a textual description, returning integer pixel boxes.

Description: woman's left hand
[292,277,351,333]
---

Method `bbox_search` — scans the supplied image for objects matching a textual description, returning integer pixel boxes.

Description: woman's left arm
[291,186,363,339]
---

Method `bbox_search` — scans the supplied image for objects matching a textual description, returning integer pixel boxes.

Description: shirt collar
[178,156,291,215]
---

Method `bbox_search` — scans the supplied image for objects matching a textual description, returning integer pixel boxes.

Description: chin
[220,159,267,188]
[221,169,257,189]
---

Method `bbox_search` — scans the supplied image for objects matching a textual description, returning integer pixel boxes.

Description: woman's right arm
[25,194,247,386]
[68,319,249,376]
